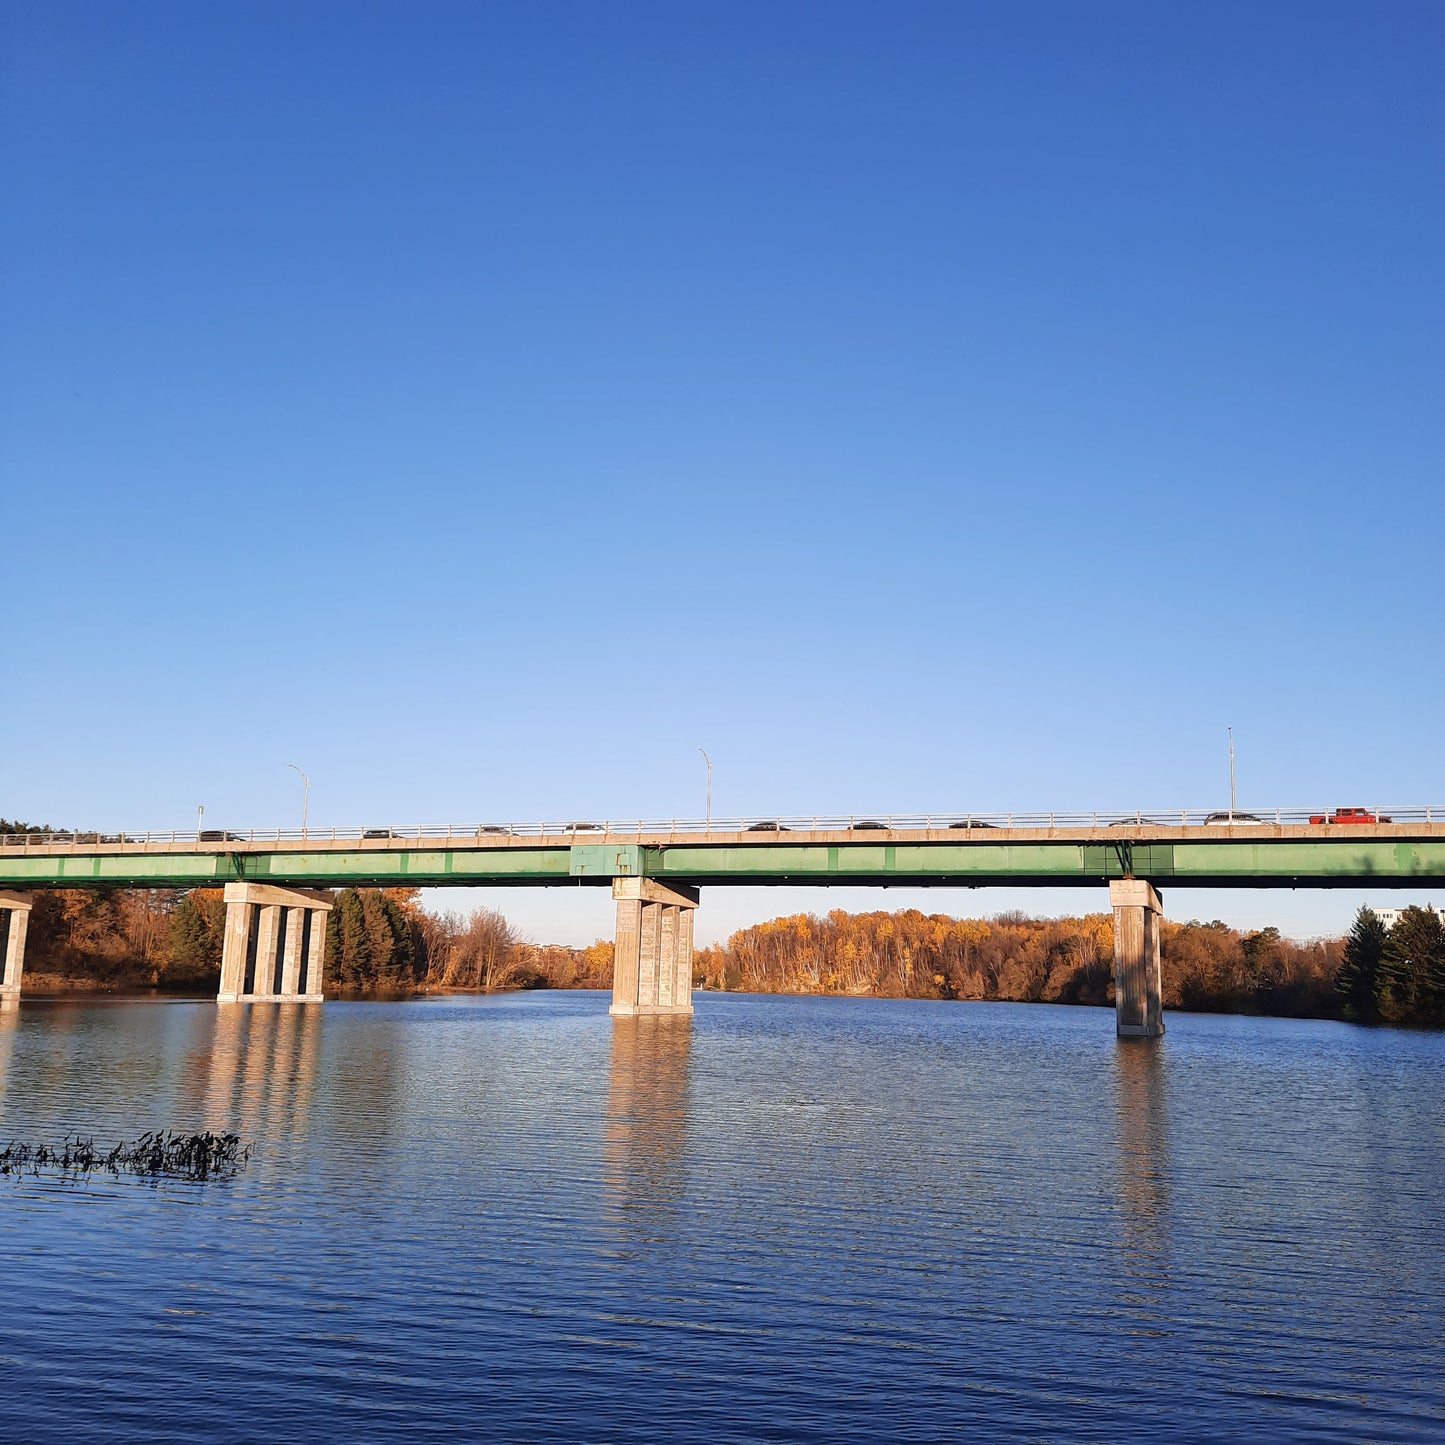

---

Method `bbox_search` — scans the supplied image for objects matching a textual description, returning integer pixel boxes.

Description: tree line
[694,907,1346,1018]
[13,886,610,995]
[6,865,1444,1029]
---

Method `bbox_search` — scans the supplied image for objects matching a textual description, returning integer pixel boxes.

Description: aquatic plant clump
[0,1132,251,1182]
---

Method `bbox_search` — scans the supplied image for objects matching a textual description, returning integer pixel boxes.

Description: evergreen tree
[1335,906,1386,1022]
[360,890,399,988]
[1380,906,1445,1026]
[324,888,425,991]
[161,890,225,984]
[327,889,372,989]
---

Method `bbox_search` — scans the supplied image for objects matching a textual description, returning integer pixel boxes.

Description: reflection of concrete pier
[604,1016,692,1223]
[202,1000,323,1136]
[1112,1037,1171,1269]
[0,1000,17,1114]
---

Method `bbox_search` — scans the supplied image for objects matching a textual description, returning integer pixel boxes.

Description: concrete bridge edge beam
[1110,878,1165,1038]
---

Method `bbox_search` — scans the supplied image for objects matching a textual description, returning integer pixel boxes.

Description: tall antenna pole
[1228,727,1236,821]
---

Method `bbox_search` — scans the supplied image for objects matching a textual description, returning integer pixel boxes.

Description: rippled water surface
[0,993,1442,1441]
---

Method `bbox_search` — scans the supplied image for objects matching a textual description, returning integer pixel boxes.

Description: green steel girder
[1,836,1443,891]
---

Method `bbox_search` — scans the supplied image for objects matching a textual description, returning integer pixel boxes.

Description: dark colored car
[566,822,604,832]
[948,819,997,829]
[363,828,395,840]
[476,826,510,835]
[746,821,790,832]
[199,830,242,843]
[850,821,887,831]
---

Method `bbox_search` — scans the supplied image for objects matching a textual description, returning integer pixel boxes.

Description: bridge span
[2,808,1442,1037]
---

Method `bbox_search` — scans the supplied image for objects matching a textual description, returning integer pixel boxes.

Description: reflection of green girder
[2,832,1445,890]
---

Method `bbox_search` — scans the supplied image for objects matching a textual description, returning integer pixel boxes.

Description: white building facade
[1371,903,1444,930]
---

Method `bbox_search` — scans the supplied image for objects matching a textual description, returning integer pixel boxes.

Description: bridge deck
[3,823,1444,889]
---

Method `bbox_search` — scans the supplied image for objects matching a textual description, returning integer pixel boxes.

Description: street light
[197,804,204,838]
[698,749,712,830]
[288,764,311,837]
[1227,726,1237,823]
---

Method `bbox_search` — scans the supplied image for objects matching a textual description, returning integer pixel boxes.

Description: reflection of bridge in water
[199,1002,324,1137]
[604,1017,692,1234]
[0,999,327,1147]
[3,810,1444,1036]
[1113,1041,1171,1267]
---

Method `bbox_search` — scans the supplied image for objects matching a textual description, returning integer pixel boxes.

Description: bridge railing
[1,806,1442,847]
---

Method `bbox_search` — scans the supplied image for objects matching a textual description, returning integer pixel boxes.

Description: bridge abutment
[0,892,34,1002]
[1110,879,1165,1038]
[219,883,333,1003]
[610,878,698,1017]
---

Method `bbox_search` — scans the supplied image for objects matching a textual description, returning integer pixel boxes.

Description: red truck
[1308,807,1392,825]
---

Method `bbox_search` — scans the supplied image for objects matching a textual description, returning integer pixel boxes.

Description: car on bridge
[1204,812,1264,826]
[199,830,242,843]
[948,818,997,830]
[1309,807,1392,825]
[746,821,790,832]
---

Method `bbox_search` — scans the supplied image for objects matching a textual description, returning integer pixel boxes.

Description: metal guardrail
[2,806,1441,847]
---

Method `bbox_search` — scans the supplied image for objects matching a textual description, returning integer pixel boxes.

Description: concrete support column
[657,905,679,1009]
[218,893,252,1001]
[1110,879,1165,1038]
[280,907,306,995]
[219,883,334,1004]
[610,878,699,1017]
[0,892,35,1001]
[303,908,327,997]
[637,902,660,1005]
[255,905,282,994]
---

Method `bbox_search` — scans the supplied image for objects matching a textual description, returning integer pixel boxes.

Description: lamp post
[288,764,311,837]
[698,748,712,830]
[1228,727,1236,822]
[197,804,204,838]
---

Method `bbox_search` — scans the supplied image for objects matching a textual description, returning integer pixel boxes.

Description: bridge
[2,806,1442,1037]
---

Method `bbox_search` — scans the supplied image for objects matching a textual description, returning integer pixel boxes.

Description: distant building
[1371,904,1444,930]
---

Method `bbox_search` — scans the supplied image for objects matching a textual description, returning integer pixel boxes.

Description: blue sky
[3,1,1441,944]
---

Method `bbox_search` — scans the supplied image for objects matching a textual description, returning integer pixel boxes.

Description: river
[0,993,1441,1441]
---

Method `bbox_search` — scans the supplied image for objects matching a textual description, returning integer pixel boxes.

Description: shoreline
[5,976,1368,1028]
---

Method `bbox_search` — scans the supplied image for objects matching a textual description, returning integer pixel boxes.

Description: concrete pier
[0,891,34,1002]
[219,882,334,1003]
[1110,878,1165,1038]
[609,878,698,1017]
